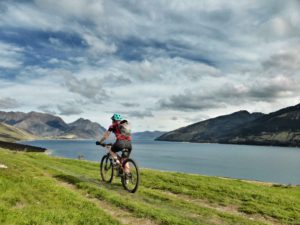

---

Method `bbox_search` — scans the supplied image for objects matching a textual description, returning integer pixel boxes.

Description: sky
[0,0,300,131]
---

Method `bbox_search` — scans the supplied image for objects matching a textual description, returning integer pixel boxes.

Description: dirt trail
[53,175,157,225]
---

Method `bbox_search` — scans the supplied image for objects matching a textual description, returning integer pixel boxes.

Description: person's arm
[99,131,111,144]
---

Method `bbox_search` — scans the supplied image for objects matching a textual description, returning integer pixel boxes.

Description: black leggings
[111,140,132,155]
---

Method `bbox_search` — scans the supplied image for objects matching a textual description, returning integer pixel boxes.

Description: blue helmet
[111,113,122,121]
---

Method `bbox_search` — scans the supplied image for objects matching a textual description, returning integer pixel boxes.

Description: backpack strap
[120,120,128,124]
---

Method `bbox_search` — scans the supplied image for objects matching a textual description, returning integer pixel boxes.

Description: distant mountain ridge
[225,104,300,146]
[67,118,106,139]
[156,110,263,142]
[0,122,36,142]
[132,131,166,140]
[156,103,300,147]
[0,111,106,139]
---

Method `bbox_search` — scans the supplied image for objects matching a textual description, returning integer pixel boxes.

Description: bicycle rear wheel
[100,155,114,183]
[121,158,140,193]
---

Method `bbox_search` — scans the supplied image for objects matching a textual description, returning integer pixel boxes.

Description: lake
[20,139,300,185]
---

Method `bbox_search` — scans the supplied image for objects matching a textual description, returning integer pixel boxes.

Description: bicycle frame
[99,143,140,193]
[102,144,129,170]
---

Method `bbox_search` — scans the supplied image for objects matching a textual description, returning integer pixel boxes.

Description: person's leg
[123,142,132,174]
[111,140,123,163]
[110,150,119,162]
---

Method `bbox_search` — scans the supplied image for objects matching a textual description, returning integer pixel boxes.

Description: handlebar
[95,141,112,147]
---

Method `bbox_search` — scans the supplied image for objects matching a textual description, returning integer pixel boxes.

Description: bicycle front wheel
[100,155,114,183]
[121,158,140,193]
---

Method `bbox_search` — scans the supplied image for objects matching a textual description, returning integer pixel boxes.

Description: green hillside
[0,149,299,225]
[156,104,300,147]
[0,122,36,142]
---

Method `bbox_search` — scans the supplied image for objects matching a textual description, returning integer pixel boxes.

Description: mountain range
[0,111,106,140]
[0,122,36,142]
[2,103,300,146]
[132,131,166,140]
[0,111,165,141]
[156,103,300,147]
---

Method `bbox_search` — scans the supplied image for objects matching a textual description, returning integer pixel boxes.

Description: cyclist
[96,113,132,173]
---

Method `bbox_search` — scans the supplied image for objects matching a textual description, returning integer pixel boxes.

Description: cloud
[262,47,300,72]
[103,74,132,85]
[246,76,297,100]
[0,42,23,69]
[0,1,63,30]
[34,0,104,21]
[38,105,57,115]
[0,97,20,109]
[159,74,299,112]
[64,76,108,103]
[0,0,300,131]
[121,102,140,107]
[124,59,164,81]
[57,103,83,116]
[82,32,117,56]
[257,1,300,41]
[183,114,210,124]
[121,110,154,119]
[159,91,224,111]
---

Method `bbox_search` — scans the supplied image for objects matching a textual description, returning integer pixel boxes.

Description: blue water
[20,139,300,184]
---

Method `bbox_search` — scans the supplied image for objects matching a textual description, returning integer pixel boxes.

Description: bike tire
[121,158,140,193]
[100,154,114,183]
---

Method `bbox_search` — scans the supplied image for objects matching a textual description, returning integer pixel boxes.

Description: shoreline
[41,151,300,186]
[155,139,300,148]
[141,167,299,187]
[0,141,46,152]
[20,137,300,148]
[15,139,300,185]
[1,144,299,186]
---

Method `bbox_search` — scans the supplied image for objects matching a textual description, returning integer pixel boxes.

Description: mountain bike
[98,143,140,193]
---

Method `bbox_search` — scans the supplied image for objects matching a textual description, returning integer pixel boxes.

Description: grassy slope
[0,123,36,142]
[0,149,299,225]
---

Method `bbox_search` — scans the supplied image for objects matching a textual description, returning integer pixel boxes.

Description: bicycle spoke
[122,159,140,193]
[99,149,140,193]
[100,155,114,183]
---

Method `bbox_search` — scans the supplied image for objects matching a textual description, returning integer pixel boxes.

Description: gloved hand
[96,141,106,147]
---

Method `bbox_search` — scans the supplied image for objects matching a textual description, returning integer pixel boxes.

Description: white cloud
[0,2,62,31]
[57,103,83,116]
[0,0,299,131]
[34,0,104,20]
[0,42,23,69]
[82,32,117,55]
[63,75,108,103]
[0,97,20,109]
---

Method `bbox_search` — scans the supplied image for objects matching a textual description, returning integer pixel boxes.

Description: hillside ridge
[156,103,300,147]
[0,111,106,140]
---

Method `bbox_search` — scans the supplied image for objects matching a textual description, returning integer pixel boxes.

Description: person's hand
[96,141,106,147]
